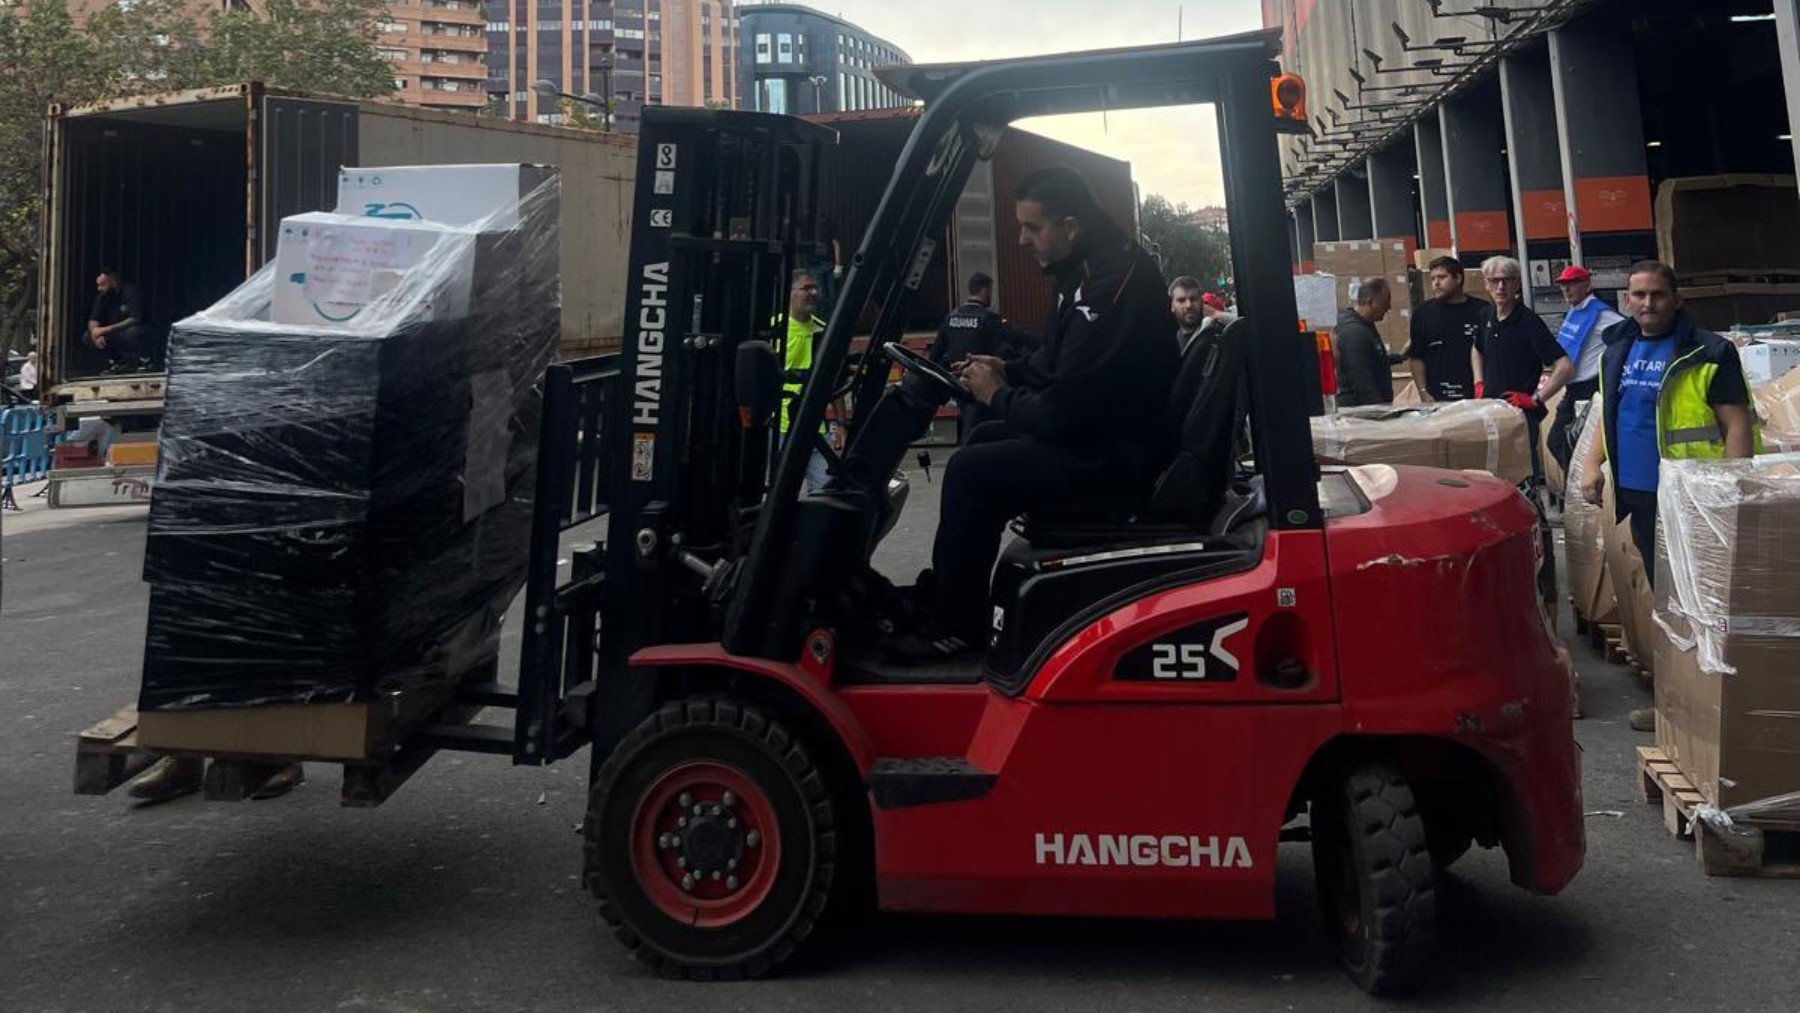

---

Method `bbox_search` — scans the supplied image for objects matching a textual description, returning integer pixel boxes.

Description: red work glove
[1474,381,1486,399]
[1504,391,1539,411]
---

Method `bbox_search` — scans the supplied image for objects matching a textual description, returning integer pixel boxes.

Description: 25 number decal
[1116,614,1249,683]
[1151,643,1213,680]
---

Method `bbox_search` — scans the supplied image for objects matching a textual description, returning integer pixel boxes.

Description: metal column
[1414,117,1452,251]
[1501,42,1569,311]
[1550,10,1655,273]
[1779,0,1800,192]
[1295,201,1317,272]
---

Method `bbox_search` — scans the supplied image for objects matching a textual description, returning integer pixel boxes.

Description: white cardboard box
[334,163,554,229]
[271,213,472,328]
[1740,339,1800,386]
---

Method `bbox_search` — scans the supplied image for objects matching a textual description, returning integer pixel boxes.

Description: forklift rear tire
[1311,762,1437,996]
[584,698,836,981]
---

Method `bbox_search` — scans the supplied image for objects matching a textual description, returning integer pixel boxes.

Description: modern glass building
[736,3,912,117]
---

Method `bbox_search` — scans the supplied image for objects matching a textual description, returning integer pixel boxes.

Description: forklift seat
[1017,318,1250,548]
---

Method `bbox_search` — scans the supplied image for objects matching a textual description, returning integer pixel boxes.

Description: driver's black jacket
[992,222,1177,456]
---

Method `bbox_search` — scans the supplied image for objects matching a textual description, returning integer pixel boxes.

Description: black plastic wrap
[138,176,561,711]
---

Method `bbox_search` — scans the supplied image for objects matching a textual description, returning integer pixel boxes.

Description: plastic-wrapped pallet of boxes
[1652,456,1800,824]
[1562,404,1619,627]
[134,166,561,760]
[1311,400,1533,485]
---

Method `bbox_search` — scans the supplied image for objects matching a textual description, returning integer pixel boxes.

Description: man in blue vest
[1548,265,1624,478]
[1578,261,1757,576]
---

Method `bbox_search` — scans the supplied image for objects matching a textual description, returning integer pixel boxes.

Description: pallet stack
[1634,457,1800,877]
[1658,174,1800,330]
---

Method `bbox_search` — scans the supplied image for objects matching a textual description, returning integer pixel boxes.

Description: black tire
[584,698,837,981]
[1312,762,1438,996]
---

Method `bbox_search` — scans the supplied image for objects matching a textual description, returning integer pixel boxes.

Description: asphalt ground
[3,472,1799,1013]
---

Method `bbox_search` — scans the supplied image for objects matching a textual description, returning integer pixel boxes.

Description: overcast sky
[777,1,1266,208]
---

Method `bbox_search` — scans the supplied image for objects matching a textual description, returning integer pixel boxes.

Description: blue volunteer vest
[1556,297,1607,363]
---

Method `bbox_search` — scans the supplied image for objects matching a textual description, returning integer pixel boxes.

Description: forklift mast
[515,109,836,762]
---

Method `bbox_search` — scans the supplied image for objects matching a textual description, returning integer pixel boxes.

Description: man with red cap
[1549,264,1625,476]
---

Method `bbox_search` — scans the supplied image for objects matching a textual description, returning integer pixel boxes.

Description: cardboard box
[335,163,556,230]
[1563,407,1617,623]
[1739,340,1800,386]
[1682,283,1800,332]
[1539,386,1567,491]
[1754,367,1800,450]
[1651,457,1800,817]
[1603,515,1658,674]
[1655,174,1800,278]
[271,213,474,329]
[1312,400,1533,484]
[138,701,386,761]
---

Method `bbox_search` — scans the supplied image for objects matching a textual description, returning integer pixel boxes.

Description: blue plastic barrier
[2,405,57,510]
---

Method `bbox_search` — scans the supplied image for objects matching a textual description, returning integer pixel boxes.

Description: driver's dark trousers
[930,421,1153,637]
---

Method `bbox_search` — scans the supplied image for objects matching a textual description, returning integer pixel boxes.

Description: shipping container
[38,83,637,402]
[809,109,1136,336]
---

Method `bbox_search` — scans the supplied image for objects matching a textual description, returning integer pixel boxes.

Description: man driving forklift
[884,167,1179,664]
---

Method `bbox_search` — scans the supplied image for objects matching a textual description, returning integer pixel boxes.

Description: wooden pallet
[1637,746,1800,878]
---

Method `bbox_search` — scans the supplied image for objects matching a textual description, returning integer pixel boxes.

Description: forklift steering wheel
[882,341,974,403]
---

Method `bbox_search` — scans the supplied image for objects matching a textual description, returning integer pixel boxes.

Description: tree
[0,0,396,355]
[1138,193,1235,301]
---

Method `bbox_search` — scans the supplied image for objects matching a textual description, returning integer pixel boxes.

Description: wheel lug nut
[677,857,687,869]
[678,817,687,827]
[692,805,704,816]
[726,875,739,889]
[722,791,736,806]
[681,874,694,891]
[727,859,738,870]
[678,792,693,807]
[726,817,738,829]
[711,871,722,881]
[657,833,671,849]
[745,831,760,847]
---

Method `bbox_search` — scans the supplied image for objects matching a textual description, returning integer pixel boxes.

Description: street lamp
[534,77,613,132]
[808,74,828,114]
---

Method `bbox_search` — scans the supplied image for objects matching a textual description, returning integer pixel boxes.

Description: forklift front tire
[585,698,837,981]
[1311,762,1438,996]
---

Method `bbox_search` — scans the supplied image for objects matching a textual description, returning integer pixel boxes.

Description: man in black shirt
[1476,255,1573,477]
[885,167,1176,663]
[1335,277,1404,407]
[86,267,151,374]
[930,272,1035,442]
[1408,255,1484,401]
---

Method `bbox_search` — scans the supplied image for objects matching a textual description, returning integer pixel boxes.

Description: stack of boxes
[136,165,561,758]
[1310,239,1418,354]
[1311,400,1533,485]
[1653,457,1800,823]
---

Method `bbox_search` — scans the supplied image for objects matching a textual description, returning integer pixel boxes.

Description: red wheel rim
[629,761,783,928]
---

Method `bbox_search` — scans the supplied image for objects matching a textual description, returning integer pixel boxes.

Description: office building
[737,3,911,116]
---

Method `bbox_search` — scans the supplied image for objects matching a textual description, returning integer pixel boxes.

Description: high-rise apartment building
[378,0,489,112]
[485,0,739,131]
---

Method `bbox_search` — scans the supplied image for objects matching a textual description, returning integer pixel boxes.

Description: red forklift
[75,28,1580,998]
[537,29,1583,996]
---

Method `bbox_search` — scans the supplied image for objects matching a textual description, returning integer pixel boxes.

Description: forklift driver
[884,167,1178,664]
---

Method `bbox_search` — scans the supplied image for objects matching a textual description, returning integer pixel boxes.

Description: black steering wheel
[882,341,974,403]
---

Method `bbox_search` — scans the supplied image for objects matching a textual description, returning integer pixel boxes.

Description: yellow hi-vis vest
[779,313,826,434]
[1601,345,1763,463]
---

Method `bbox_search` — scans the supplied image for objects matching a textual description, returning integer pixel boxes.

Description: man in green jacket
[779,269,831,491]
